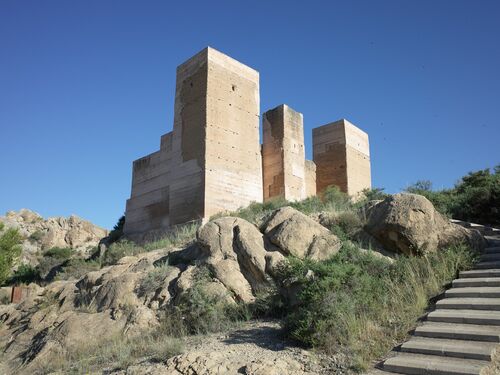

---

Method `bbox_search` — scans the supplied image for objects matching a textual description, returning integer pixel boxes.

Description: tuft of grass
[210,185,356,226]
[273,243,476,371]
[54,259,101,281]
[35,327,183,374]
[136,261,172,297]
[28,230,44,243]
[103,223,199,266]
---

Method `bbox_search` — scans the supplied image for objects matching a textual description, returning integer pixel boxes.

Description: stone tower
[124,47,263,235]
[313,119,371,198]
[262,104,315,201]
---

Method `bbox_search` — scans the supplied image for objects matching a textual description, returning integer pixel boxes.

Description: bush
[274,243,475,371]
[9,264,40,285]
[36,247,73,281]
[360,187,389,202]
[43,247,72,260]
[165,267,250,335]
[0,223,23,286]
[54,258,101,281]
[107,215,125,244]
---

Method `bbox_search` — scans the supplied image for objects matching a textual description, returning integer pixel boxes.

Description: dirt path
[114,319,345,374]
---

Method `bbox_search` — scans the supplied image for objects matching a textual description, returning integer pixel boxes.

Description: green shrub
[9,264,40,285]
[43,247,72,259]
[166,267,250,335]
[103,240,142,265]
[274,243,475,371]
[359,187,389,202]
[335,211,364,239]
[0,224,23,285]
[107,215,125,244]
[54,258,101,281]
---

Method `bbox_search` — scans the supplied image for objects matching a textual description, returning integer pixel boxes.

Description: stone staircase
[373,230,500,375]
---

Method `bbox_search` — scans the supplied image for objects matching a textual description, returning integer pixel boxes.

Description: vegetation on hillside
[273,243,475,370]
[406,165,500,226]
[0,222,23,285]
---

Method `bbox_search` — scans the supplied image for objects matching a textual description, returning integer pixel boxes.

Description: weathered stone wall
[204,48,263,218]
[313,119,371,198]
[262,105,309,201]
[304,159,316,197]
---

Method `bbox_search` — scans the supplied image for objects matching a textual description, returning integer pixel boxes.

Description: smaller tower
[313,119,371,198]
[262,104,315,201]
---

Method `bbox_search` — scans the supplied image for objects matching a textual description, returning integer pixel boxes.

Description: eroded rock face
[263,207,342,260]
[0,209,108,266]
[364,193,486,255]
[197,217,273,302]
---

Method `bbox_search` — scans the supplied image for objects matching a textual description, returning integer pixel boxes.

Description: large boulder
[263,207,342,260]
[364,193,486,255]
[197,217,273,302]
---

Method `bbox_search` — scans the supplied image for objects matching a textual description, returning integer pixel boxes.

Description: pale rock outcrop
[0,209,108,267]
[197,217,271,302]
[364,193,486,255]
[263,207,342,260]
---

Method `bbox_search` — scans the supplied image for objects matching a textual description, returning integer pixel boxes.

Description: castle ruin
[124,47,371,236]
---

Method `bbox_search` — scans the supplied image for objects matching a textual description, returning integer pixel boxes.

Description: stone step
[366,369,405,375]
[483,247,500,254]
[474,261,500,270]
[436,297,500,311]
[382,352,488,375]
[414,321,500,342]
[400,337,497,361]
[480,253,500,262]
[485,236,500,246]
[445,286,500,298]
[453,277,500,287]
[427,309,500,325]
[460,269,500,278]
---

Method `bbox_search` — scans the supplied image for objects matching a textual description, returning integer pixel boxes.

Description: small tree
[0,222,23,285]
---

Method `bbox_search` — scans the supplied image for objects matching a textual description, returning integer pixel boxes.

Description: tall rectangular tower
[262,104,315,201]
[124,47,263,235]
[168,47,264,225]
[312,119,371,198]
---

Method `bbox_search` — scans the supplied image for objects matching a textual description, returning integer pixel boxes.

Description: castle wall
[123,131,173,234]
[168,49,208,226]
[313,119,371,197]
[262,105,307,201]
[304,159,316,197]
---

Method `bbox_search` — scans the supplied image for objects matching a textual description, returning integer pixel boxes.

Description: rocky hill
[0,209,108,268]
[0,194,487,374]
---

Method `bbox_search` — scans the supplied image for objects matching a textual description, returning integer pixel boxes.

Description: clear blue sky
[1,1,499,229]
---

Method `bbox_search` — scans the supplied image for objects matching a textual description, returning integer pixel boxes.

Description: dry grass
[103,222,199,265]
[34,327,183,374]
